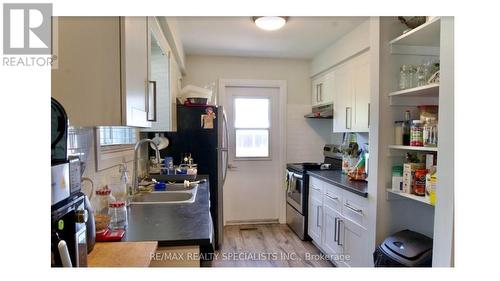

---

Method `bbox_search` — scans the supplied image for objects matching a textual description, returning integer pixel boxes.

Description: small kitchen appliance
[51,192,88,267]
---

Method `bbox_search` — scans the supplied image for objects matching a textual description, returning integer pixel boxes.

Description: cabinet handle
[311,186,321,191]
[147,80,157,122]
[345,107,352,130]
[334,217,338,242]
[337,219,343,246]
[319,83,323,102]
[368,103,370,128]
[325,193,339,201]
[344,202,363,213]
[316,84,320,102]
[317,205,322,227]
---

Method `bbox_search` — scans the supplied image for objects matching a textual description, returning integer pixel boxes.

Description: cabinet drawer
[341,192,368,228]
[323,184,342,212]
[309,178,323,199]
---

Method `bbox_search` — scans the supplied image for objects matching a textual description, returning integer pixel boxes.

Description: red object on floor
[95,228,125,242]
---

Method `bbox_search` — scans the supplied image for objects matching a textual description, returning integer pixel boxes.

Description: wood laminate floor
[208,224,333,267]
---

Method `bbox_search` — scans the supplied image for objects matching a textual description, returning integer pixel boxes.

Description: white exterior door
[221,81,285,224]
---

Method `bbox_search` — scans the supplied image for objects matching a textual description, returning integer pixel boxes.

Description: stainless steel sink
[130,184,198,205]
[163,183,197,192]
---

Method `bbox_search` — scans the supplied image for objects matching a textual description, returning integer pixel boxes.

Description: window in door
[234,97,270,158]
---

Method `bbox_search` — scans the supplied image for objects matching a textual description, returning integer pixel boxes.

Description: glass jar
[416,65,427,87]
[410,120,424,146]
[94,187,115,216]
[108,201,128,229]
[399,65,408,90]
[423,117,438,147]
[408,65,417,88]
[394,121,404,145]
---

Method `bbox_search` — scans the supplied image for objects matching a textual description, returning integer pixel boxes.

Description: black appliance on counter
[374,230,433,267]
[147,104,228,250]
[285,144,343,240]
[51,192,88,267]
[51,98,94,266]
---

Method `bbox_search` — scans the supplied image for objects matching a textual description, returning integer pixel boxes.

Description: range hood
[304,104,333,119]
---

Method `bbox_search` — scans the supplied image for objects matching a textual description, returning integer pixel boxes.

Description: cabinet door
[333,62,353,133]
[352,52,370,132]
[339,216,369,267]
[51,17,122,127]
[311,77,322,106]
[321,71,335,105]
[322,199,343,259]
[308,195,323,244]
[142,17,173,132]
[121,17,150,128]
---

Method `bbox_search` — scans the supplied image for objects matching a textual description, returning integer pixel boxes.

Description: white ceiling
[174,17,368,59]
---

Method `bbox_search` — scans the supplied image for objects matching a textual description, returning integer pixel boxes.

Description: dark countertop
[123,175,212,247]
[307,170,368,197]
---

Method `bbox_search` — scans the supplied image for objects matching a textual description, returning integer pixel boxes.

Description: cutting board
[87,241,158,267]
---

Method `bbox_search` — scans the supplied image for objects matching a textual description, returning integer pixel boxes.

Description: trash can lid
[383,230,433,260]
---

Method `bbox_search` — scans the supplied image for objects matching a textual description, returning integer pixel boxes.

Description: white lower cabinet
[308,187,323,243]
[308,177,370,267]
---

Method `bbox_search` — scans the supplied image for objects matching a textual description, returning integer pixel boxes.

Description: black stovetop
[287,157,342,174]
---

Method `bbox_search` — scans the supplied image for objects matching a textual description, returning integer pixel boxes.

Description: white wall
[310,20,370,77]
[182,55,331,163]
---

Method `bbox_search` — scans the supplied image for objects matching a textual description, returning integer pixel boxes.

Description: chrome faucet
[132,138,160,194]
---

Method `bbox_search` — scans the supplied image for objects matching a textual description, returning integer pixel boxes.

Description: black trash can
[374,229,433,267]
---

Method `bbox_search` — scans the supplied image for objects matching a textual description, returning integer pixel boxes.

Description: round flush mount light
[253,16,288,31]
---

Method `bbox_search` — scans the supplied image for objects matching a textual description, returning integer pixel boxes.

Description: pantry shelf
[389,17,441,47]
[386,189,433,206]
[388,145,438,152]
[388,84,439,98]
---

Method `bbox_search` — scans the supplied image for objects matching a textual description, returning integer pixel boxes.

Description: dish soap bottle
[118,159,129,203]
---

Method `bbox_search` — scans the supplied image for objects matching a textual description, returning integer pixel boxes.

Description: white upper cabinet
[311,71,334,107]
[332,62,353,133]
[142,17,177,132]
[120,17,150,127]
[52,17,123,127]
[52,17,177,128]
[332,51,370,133]
[352,52,370,132]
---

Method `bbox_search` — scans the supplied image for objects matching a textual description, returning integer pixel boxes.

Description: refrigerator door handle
[222,112,229,185]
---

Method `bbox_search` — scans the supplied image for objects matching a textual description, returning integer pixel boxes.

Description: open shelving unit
[386,189,433,206]
[389,18,441,47]
[388,145,438,152]
[378,16,454,266]
[388,83,439,98]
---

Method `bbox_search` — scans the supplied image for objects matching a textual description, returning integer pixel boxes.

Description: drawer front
[341,191,368,228]
[309,177,323,199]
[323,183,342,212]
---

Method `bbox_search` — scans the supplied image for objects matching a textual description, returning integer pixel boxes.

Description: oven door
[286,170,305,214]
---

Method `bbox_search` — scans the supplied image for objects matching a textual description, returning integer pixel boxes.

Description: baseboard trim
[224,218,279,226]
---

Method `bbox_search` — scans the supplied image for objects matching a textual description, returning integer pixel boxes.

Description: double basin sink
[130,182,198,205]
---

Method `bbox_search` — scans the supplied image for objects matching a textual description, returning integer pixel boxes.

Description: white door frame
[218,79,287,223]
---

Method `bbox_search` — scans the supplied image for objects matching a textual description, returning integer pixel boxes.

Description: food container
[94,213,111,232]
[423,117,438,147]
[394,121,404,145]
[392,166,404,192]
[412,169,427,196]
[403,163,425,194]
[410,120,424,146]
[94,187,115,216]
[418,105,438,122]
[108,201,128,229]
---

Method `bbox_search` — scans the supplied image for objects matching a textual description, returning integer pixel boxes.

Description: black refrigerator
[151,104,228,250]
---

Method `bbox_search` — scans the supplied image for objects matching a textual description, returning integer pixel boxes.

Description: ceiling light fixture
[253,16,288,31]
